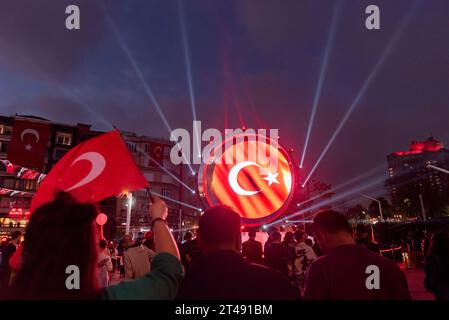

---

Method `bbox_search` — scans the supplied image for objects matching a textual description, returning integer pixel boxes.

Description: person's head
[184,231,193,241]
[248,229,256,239]
[9,192,99,299]
[312,210,355,254]
[355,224,370,240]
[10,231,22,244]
[429,232,449,259]
[99,239,107,250]
[123,234,134,248]
[197,205,241,254]
[284,231,294,243]
[294,230,305,243]
[271,231,281,243]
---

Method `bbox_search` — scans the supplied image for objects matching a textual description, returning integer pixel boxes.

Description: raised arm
[150,196,180,259]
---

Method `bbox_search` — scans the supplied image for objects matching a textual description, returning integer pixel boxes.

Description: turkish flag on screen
[7,118,50,170]
[31,130,148,212]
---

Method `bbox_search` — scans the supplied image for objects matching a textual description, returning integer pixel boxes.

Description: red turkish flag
[31,130,148,212]
[148,142,165,166]
[7,118,50,170]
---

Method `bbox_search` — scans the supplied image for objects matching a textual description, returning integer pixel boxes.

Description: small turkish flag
[31,130,148,212]
[7,118,50,170]
[148,142,165,166]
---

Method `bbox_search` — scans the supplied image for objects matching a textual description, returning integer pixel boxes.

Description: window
[388,168,394,177]
[144,144,150,153]
[161,175,172,184]
[53,148,68,161]
[144,173,154,182]
[126,143,136,153]
[24,180,36,190]
[161,188,172,199]
[3,179,16,189]
[0,141,7,153]
[0,124,12,135]
[56,132,72,146]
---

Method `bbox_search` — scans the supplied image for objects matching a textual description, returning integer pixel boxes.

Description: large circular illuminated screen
[198,133,295,226]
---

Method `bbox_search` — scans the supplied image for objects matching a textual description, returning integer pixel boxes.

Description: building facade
[0,114,201,241]
[387,137,449,218]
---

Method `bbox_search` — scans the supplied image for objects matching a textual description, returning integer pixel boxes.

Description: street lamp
[126,192,133,235]
[360,193,384,221]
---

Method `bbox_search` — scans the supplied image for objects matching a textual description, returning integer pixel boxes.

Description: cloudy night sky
[0,0,448,196]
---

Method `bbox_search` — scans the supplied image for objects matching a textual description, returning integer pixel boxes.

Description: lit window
[161,188,172,199]
[56,132,72,146]
[126,143,136,153]
[0,125,12,135]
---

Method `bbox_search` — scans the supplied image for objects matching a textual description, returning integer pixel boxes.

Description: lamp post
[418,194,426,220]
[360,194,384,221]
[126,192,133,235]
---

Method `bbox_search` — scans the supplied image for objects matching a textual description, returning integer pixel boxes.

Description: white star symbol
[24,144,32,151]
[262,170,280,187]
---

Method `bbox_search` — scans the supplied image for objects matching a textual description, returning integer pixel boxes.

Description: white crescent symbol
[21,129,40,143]
[65,152,106,192]
[228,161,263,196]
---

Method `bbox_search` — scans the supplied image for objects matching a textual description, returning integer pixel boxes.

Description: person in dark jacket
[242,229,263,264]
[177,205,300,300]
[264,231,289,276]
[179,231,202,271]
[424,231,449,300]
[304,210,410,300]
[355,224,380,254]
[0,231,21,288]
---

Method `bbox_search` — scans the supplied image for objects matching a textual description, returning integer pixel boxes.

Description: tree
[345,204,368,221]
[367,197,394,219]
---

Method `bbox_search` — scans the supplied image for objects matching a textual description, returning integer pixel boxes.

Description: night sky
[0,0,448,200]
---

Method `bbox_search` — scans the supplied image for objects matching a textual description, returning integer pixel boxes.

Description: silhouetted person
[97,239,112,288]
[304,210,410,300]
[179,231,202,272]
[264,231,289,277]
[424,232,449,300]
[242,229,263,264]
[123,234,155,280]
[292,230,317,291]
[177,205,299,300]
[0,231,21,288]
[355,224,380,254]
[282,231,296,262]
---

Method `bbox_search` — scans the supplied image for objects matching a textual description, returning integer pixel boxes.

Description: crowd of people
[0,192,448,300]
